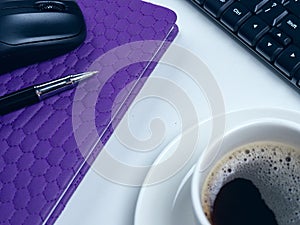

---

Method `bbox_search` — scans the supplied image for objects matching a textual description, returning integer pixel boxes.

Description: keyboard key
[257,1,288,25]
[269,27,291,46]
[256,35,283,61]
[238,0,268,12]
[294,69,300,87]
[277,14,300,47]
[194,0,205,6]
[204,0,234,18]
[221,2,251,32]
[275,45,300,78]
[294,68,300,83]
[284,0,300,18]
[238,16,269,46]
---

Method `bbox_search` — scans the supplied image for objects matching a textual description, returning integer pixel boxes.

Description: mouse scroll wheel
[36,1,66,12]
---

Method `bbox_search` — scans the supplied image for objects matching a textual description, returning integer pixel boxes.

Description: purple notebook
[0,0,178,224]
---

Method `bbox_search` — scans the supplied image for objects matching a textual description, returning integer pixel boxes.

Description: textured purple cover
[0,0,178,225]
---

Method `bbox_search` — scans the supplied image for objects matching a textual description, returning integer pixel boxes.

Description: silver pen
[0,71,98,115]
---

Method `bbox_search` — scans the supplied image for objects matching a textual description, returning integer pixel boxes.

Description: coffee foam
[201,142,300,225]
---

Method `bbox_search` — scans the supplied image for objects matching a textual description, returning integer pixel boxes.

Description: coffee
[212,178,278,225]
[201,142,300,225]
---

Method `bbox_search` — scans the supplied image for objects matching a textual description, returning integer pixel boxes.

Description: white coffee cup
[191,119,300,225]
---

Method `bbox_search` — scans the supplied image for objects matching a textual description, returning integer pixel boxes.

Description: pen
[0,71,98,115]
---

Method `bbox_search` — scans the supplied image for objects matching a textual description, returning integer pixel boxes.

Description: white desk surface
[56,1,300,224]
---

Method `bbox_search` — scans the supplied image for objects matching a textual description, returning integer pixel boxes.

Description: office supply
[0,71,98,115]
[0,0,87,74]
[57,1,300,224]
[189,0,300,93]
[0,0,178,225]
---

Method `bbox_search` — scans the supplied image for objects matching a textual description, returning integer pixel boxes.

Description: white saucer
[134,108,300,225]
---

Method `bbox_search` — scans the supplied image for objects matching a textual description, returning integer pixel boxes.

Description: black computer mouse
[0,0,86,74]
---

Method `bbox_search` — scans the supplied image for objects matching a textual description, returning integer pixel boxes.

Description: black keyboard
[189,0,300,93]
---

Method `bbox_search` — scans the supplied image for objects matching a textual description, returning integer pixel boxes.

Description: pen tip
[70,71,99,83]
[80,70,99,79]
[90,71,99,75]
[84,71,99,78]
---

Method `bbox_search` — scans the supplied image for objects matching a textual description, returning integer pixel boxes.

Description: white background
[56,1,300,224]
